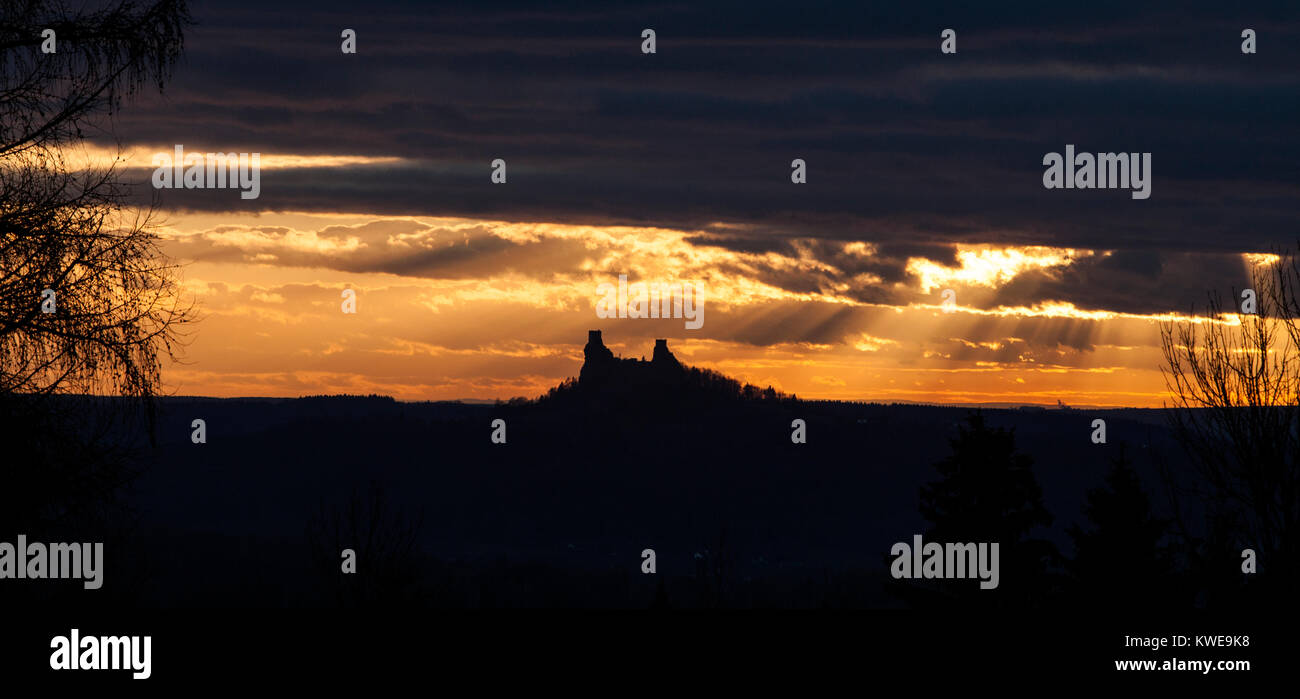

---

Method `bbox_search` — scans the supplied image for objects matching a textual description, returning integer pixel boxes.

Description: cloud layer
[79,1,1300,404]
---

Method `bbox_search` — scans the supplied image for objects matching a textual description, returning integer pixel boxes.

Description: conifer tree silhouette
[1067,442,1179,608]
[904,411,1058,607]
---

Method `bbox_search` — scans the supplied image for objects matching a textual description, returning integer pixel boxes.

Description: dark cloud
[97,0,1300,315]
[991,251,1252,314]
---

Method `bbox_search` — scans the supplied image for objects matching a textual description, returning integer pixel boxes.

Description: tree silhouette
[1159,249,1300,607]
[1067,442,1178,608]
[905,411,1058,606]
[1,0,191,400]
[0,1,192,536]
[307,482,426,607]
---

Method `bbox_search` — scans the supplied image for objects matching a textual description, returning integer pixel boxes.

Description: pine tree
[1067,443,1177,607]
[910,411,1058,606]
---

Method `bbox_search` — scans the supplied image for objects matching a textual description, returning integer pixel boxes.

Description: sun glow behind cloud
[907,245,1098,293]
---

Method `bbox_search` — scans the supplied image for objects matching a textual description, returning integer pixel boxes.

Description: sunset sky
[88,1,1300,407]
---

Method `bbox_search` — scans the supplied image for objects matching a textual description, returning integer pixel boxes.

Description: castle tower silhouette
[584,330,614,364]
[652,338,680,367]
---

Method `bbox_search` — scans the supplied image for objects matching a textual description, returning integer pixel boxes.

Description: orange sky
[149,207,1245,408]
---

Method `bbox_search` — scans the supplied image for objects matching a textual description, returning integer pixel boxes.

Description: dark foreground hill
[0,332,1264,609]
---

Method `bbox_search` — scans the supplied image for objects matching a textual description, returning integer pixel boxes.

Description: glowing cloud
[907,245,1097,293]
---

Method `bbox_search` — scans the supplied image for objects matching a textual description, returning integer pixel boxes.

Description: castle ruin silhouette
[580,330,682,388]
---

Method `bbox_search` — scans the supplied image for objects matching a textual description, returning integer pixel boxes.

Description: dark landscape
[3,331,1261,611]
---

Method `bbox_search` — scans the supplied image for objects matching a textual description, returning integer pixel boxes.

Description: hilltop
[534,330,791,409]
